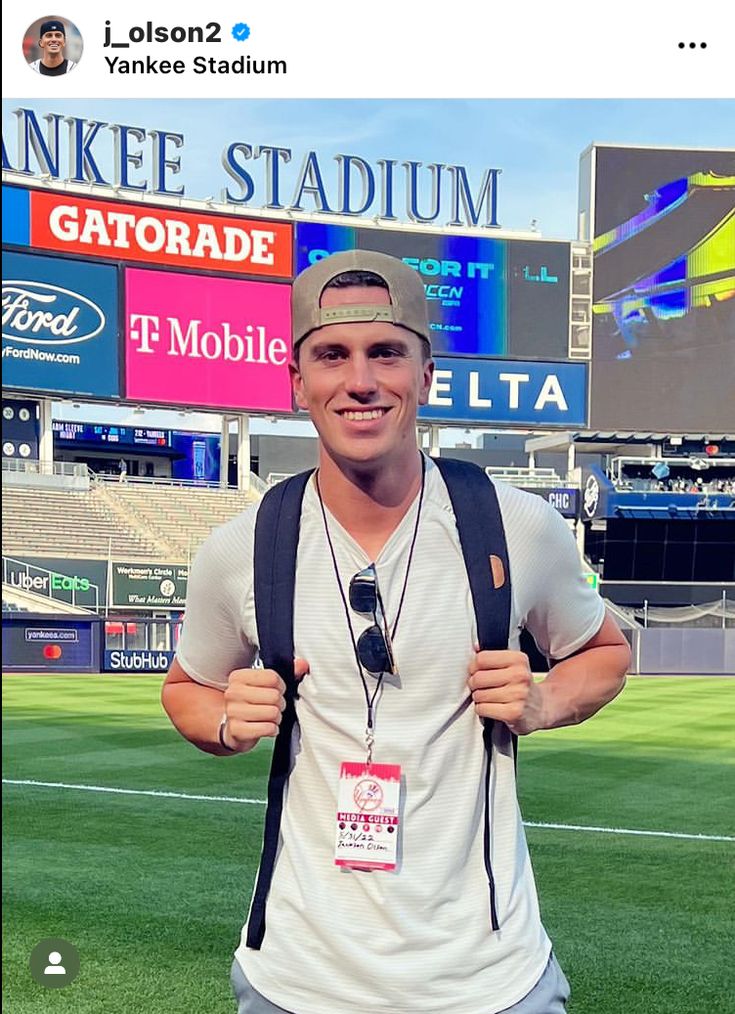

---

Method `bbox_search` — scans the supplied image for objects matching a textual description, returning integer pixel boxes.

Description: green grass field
[3,675,734,1013]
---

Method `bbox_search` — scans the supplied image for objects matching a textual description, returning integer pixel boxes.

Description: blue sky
[4,98,734,237]
[3,97,733,436]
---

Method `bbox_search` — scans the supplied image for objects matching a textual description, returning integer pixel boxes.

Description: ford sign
[1,251,121,399]
[2,280,106,345]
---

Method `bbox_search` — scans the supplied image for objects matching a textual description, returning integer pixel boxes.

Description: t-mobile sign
[124,269,293,413]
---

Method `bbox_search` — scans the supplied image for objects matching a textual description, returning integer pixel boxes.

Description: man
[29,20,76,76]
[162,250,630,1013]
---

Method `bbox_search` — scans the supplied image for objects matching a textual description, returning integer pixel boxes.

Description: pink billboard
[125,268,293,413]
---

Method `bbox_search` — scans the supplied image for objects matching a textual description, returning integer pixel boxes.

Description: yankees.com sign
[30,192,293,277]
[2,251,120,398]
[125,268,293,412]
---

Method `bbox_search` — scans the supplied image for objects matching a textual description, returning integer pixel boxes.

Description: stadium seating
[2,485,168,560]
[104,481,255,559]
[1,479,257,563]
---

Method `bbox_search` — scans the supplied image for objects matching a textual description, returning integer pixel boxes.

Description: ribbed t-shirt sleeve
[498,485,606,662]
[176,509,258,690]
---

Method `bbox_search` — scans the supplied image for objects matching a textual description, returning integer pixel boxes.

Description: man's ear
[289,358,309,411]
[418,358,435,407]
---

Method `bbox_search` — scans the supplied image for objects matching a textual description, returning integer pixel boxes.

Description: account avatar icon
[23,16,83,75]
[29,937,80,987]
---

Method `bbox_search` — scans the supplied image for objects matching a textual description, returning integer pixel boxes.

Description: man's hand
[468,650,545,736]
[221,658,310,752]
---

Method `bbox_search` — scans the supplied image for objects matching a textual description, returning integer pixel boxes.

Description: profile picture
[23,15,83,75]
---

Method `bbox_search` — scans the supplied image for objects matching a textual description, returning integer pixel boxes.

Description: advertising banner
[2,250,120,399]
[586,146,735,431]
[581,468,613,520]
[103,649,176,673]
[420,357,587,426]
[53,420,169,451]
[30,191,293,277]
[518,486,580,518]
[296,222,571,360]
[170,431,221,482]
[1,617,96,672]
[112,561,189,608]
[2,186,29,246]
[125,268,293,412]
[2,555,108,608]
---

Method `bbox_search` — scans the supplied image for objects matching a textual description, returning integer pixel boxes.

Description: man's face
[290,285,434,468]
[39,30,65,56]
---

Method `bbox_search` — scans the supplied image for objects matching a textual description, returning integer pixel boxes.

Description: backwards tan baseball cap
[292,249,431,348]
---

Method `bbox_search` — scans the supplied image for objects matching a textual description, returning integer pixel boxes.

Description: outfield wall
[1,614,179,673]
[3,614,735,676]
[2,613,100,673]
[635,629,735,675]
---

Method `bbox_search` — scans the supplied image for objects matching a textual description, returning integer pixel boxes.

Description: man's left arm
[468,613,630,735]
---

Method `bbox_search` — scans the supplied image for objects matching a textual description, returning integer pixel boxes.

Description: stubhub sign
[420,357,587,426]
[104,649,175,672]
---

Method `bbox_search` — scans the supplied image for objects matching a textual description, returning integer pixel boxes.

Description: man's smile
[335,408,391,422]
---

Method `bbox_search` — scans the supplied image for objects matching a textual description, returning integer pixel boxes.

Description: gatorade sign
[30,192,292,277]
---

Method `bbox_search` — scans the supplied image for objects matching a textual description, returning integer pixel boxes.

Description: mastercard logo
[43,644,62,660]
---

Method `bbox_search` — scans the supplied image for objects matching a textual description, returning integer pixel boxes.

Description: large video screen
[296,223,571,360]
[170,432,221,482]
[588,146,735,431]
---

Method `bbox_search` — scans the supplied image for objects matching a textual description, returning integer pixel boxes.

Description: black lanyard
[316,453,427,763]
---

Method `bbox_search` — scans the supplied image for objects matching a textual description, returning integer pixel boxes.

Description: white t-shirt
[177,458,605,1014]
[29,59,76,73]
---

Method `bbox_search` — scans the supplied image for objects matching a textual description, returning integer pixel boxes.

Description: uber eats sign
[2,556,107,608]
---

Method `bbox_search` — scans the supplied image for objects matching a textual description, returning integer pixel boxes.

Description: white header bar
[3,0,731,100]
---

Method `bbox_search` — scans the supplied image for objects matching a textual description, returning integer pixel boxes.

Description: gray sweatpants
[231,951,570,1013]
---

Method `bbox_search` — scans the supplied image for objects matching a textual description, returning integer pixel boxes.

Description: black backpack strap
[433,458,511,652]
[433,457,549,676]
[433,457,514,932]
[247,469,313,949]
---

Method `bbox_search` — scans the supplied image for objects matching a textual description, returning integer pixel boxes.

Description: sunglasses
[349,565,397,677]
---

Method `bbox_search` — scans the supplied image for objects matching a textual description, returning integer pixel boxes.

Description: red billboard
[30,192,292,277]
[124,268,293,413]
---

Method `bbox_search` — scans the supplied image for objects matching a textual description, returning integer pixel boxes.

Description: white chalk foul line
[3,779,734,843]
[523,820,734,842]
[2,778,266,806]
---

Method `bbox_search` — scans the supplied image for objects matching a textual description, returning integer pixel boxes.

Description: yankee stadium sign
[3,107,502,228]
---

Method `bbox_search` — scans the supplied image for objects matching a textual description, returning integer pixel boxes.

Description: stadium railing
[90,472,259,561]
[2,458,90,490]
[266,472,295,486]
[485,466,566,488]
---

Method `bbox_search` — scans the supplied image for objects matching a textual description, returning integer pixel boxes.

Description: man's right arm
[161,657,308,757]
